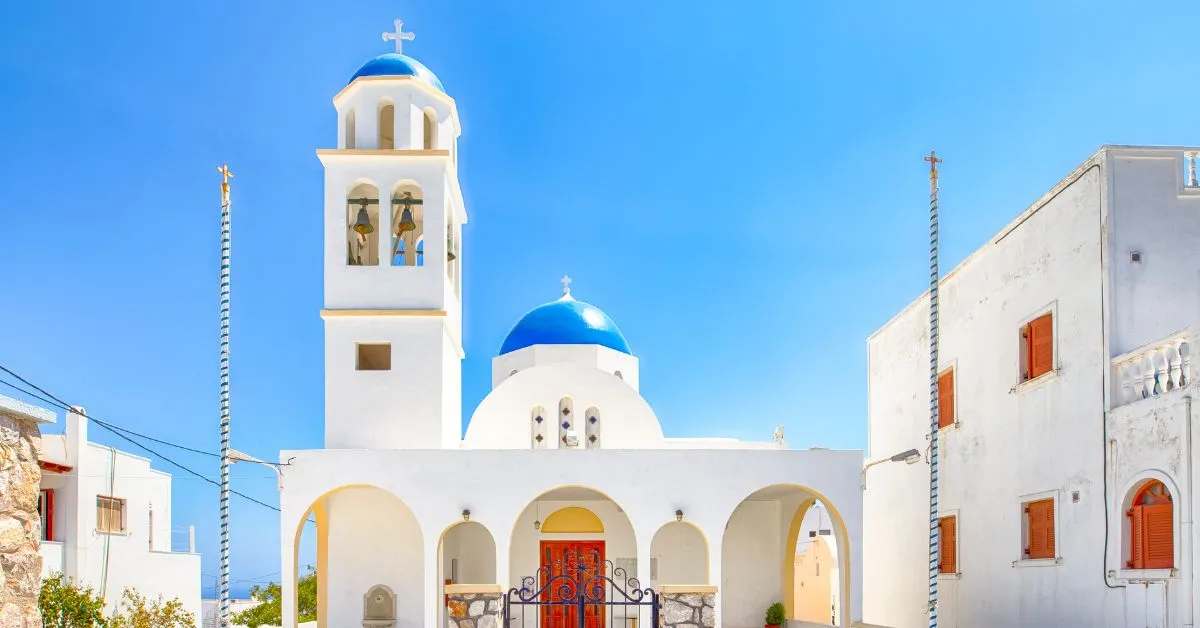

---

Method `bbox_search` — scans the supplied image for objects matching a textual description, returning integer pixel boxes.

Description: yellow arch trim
[541,506,605,533]
[722,484,852,628]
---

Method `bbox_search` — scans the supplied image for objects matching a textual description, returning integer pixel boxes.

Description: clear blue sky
[2,0,1197,597]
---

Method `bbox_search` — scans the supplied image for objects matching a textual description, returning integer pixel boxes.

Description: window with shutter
[96,496,126,534]
[1022,313,1054,380]
[938,516,957,573]
[1128,480,1173,570]
[1025,498,1055,560]
[938,368,955,429]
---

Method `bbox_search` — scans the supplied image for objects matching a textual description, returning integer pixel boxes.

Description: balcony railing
[1112,328,1194,408]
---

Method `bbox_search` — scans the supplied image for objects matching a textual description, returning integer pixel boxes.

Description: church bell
[446,233,457,261]
[352,202,374,235]
[397,207,417,234]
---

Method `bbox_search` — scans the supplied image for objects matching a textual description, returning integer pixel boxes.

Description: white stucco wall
[863,146,1200,628]
[279,448,863,628]
[463,363,665,449]
[38,411,200,621]
[492,345,641,392]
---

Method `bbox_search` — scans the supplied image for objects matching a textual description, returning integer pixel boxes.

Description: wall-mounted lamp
[462,509,471,522]
[675,509,684,522]
[861,448,923,490]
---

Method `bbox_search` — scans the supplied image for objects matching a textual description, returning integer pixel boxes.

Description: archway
[508,486,639,628]
[390,182,424,267]
[291,485,423,628]
[722,485,851,628]
[438,521,498,627]
[650,521,709,587]
[346,182,380,266]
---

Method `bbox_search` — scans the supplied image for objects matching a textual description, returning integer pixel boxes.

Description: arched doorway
[508,487,640,628]
[439,521,498,627]
[722,485,851,628]
[291,485,423,628]
[650,521,709,587]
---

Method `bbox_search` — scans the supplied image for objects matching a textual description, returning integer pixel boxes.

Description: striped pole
[216,163,234,626]
[924,151,942,627]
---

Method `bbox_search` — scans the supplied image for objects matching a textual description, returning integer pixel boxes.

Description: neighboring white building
[273,25,865,628]
[37,407,202,620]
[863,147,1200,627]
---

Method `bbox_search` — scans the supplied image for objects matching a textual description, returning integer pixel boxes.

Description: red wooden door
[540,541,605,628]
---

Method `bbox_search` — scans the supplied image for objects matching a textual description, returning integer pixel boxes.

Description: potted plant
[765,602,786,628]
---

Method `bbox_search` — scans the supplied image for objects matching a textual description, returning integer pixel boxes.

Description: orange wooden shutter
[1143,502,1173,569]
[1029,314,1054,379]
[1027,499,1055,559]
[938,370,955,428]
[939,517,957,573]
[1128,506,1146,569]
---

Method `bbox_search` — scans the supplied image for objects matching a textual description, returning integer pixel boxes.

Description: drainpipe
[1185,395,1195,628]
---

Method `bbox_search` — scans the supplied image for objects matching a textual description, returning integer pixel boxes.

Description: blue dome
[349,53,445,93]
[500,296,631,356]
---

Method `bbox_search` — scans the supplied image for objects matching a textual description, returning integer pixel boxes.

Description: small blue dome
[500,296,631,356]
[349,53,445,93]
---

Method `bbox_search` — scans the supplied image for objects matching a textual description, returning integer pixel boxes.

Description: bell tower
[318,21,467,449]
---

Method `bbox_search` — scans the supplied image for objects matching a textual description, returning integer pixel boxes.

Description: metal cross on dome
[561,275,572,297]
[382,19,415,54]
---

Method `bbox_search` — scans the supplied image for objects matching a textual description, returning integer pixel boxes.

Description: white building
[37,406,202,620]
[863,147,1200,628]
[274,24,865,628]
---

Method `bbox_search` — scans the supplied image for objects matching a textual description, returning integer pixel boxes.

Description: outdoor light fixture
[534,502,542,530]
[675,509,684,522]
[861,447,924,490]
[462,509,471,522]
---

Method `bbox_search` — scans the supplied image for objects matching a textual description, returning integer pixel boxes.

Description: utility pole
[216,163,234,626]
[923,151,942,628]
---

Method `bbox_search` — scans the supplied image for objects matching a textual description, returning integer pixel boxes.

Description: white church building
[274,24,865,628]
[863,147,1200,628]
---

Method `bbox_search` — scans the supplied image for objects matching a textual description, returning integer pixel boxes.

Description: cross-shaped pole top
[216,163,234,197]
[382,19,416,54]
[924,151,942,182]
[561,275,572,297]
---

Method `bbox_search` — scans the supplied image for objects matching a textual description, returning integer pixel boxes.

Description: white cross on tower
[382,19,415,54]
[561,275,572,297]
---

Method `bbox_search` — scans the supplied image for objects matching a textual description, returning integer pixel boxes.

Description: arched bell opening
[390,183,425,266]
[346,182,380,266]
[378,100,396,150]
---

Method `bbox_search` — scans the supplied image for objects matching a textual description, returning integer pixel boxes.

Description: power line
[0,372,220,458]
[0,365,281,514]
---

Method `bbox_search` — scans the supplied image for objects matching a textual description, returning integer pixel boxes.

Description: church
[275,22,864,628]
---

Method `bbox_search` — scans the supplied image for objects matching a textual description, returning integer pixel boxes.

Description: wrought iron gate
[504,548,658,628]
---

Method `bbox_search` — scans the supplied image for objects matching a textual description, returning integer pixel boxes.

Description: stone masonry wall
[447,591,501,628]
[661,591,716,628]
[0,412,43,628]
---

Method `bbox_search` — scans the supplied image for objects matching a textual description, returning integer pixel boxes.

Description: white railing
[1112,328,1194,407]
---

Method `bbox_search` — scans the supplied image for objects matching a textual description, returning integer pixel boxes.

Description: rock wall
[660,589,716,628]
[0,412,43,628]
[446,589,501,628]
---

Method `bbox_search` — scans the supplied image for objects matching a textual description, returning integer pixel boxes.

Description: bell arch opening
[390,183,424,266]
[347,182,380,266]
[378,101,396,149]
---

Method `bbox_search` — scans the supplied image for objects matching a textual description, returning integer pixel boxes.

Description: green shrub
[765,602,786,626]
[39,573,108,628]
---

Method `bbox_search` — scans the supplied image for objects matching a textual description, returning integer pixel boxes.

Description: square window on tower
[356,343,392,371]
